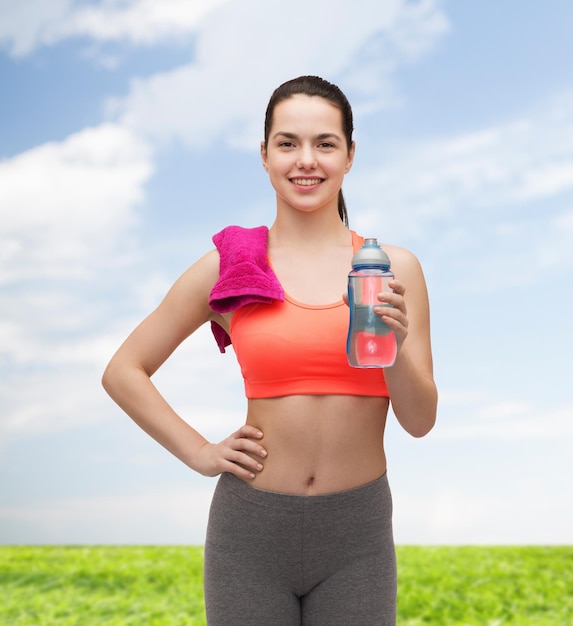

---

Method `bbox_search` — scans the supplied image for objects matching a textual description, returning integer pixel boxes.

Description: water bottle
[346,238,397,368]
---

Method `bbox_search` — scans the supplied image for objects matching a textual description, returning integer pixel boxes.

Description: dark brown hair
[263,76,354,227]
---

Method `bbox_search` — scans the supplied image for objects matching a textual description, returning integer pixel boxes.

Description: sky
[1,0,572,546]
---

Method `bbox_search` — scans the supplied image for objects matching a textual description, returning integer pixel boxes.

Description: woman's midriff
[245,394,389,495]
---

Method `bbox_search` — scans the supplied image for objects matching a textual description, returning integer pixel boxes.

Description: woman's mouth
[290,178,323,186]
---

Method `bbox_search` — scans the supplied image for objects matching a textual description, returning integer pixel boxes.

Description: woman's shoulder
[167,247,221,302]
[380,243,427,286]
[381,243,421,266]
[200,247,221,270]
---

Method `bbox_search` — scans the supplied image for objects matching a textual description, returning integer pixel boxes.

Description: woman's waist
[247,452,388,495]
[244,394,389,495]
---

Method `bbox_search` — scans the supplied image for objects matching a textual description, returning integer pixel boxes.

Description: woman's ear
[345,141,356,173]
[260,141,269,172]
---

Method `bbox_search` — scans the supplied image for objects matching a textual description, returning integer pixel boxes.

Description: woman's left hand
[375,278,408,351]
[342,278,409,351]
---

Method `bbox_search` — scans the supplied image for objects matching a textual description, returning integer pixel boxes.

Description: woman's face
[261,94,355,215]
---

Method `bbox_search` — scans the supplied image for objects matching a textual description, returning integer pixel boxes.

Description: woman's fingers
[221,426,267,479]
[195,425,267,479]
[376,279,408,347]
[232,425,267,458]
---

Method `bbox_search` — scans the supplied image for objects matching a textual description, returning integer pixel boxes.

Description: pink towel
[209,225,284,352]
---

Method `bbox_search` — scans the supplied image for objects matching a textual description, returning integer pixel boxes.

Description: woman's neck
[269,207,350,250]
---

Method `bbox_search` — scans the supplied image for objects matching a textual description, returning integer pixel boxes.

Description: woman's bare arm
[101,249,267,479]
[378,246,438,437]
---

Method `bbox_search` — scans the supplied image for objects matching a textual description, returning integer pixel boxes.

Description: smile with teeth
[291,178,323,186]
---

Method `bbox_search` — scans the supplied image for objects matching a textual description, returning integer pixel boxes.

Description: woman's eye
[318,142,335,149]
[278,141,295,148]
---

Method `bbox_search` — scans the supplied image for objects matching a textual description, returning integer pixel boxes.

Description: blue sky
[1,0,572,545]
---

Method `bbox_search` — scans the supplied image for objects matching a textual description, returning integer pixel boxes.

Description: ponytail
[338,190,349,227]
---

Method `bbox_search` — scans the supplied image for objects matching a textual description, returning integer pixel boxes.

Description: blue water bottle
[346,238,397,368]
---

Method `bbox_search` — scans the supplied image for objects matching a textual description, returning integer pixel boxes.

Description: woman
[102,75,437,625]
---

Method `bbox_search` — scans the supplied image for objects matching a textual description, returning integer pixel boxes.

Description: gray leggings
[204,472,396,625]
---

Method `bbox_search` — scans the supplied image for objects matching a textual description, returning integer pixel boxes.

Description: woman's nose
[296,147,317,169]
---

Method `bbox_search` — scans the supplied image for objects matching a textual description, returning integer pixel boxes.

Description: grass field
[1,545,571,625]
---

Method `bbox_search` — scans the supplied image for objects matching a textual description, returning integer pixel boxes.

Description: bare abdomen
[245,394,389,495]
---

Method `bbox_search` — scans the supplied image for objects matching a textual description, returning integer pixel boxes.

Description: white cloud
[109,0,449,148]
[0,123,152,282]
[351,96,573,232]
[433,393,573,441]
[348,91,573,287]
[0,0,230,56]
[0,0,71,57]
[146,324,247,438]
[0,371,105,437]
[537,209,573,270]
[0,484,215,543]
[0,113,241,447]
[61,0,230,45]
[0,317,243,445]
[0,0,447,64]
[0,122,158,445]
[394,487,572,544]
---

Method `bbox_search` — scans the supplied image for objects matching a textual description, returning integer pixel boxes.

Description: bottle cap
[351,238,391,269]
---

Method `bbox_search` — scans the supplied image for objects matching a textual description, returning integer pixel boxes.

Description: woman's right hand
[195,425,267,480]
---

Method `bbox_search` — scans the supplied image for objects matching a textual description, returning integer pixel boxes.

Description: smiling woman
[261,95,355,220]
[102,75,437,626]
[262,76,356,227]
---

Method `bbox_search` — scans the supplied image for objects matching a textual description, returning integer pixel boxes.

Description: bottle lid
[351,237,391,269]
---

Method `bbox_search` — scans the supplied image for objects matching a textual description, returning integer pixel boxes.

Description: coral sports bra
[229,233,389,399]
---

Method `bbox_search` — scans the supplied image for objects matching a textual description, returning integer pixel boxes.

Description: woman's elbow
[397,391,438,438]
[101,355,124,399]
[408,414,436,438]
[101,362,115,396]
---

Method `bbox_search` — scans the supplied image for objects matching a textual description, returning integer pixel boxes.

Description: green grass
[0,546,205,625]
[1,546,571,625]
[396,546,573,625]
